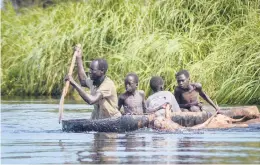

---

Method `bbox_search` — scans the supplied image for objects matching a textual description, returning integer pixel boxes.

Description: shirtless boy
[118,73,146,115]
[174,70,219,113]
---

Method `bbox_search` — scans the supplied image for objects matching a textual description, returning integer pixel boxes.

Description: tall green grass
[1,0,260,104]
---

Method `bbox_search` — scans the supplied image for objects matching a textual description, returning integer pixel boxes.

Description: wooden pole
[58,44,81,124]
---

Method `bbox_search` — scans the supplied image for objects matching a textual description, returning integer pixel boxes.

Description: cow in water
[148,104,257,131]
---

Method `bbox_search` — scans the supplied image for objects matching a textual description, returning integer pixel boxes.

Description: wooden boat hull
[62,115,149,133]
[62,106,259,132]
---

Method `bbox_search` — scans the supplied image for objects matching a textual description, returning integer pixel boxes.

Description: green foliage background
[1,0,260,104]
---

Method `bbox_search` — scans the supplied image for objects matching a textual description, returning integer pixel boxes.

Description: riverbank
[1,0,260,105]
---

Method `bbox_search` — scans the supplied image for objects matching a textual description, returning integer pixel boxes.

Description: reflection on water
[77,133,119,163]
[1,98,260,164]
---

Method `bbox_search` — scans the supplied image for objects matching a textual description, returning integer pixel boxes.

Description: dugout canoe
[62,106,259,133]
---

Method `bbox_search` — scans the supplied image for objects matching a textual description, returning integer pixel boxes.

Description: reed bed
[1,0,260,104]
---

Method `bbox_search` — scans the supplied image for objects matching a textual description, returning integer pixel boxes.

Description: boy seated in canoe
[143,76,181,129]
[118,73,146,115]
[146,76,181,116]
[65,46,121,120]
[173,70,219,113]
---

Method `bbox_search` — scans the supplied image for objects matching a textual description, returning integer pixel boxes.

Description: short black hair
[93,58,108,73]
[125,73,139,83]
[176,69,189,78]
[150,76,164,91]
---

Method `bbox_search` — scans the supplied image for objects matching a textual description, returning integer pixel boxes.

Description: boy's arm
[140,90,147,113]
[65,75,102,104]
[196,83,219,112]
[75,47,92,88]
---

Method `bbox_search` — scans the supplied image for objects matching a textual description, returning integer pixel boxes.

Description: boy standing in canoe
[174,70,220,113]
[65,47,121,120]
[118,73,146,115]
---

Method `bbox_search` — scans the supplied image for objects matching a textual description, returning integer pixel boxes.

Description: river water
[1,98,260,164]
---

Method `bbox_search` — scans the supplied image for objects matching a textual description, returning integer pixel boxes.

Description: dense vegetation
[1,0,260,104]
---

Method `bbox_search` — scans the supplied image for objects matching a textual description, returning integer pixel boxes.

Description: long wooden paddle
[58,44,81,124]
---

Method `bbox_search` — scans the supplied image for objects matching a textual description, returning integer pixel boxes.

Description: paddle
[58,44,81,124]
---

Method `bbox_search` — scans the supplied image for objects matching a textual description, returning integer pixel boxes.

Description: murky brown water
[1,98,260,164]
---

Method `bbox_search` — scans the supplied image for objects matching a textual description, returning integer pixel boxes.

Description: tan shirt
[86,76,121,120]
